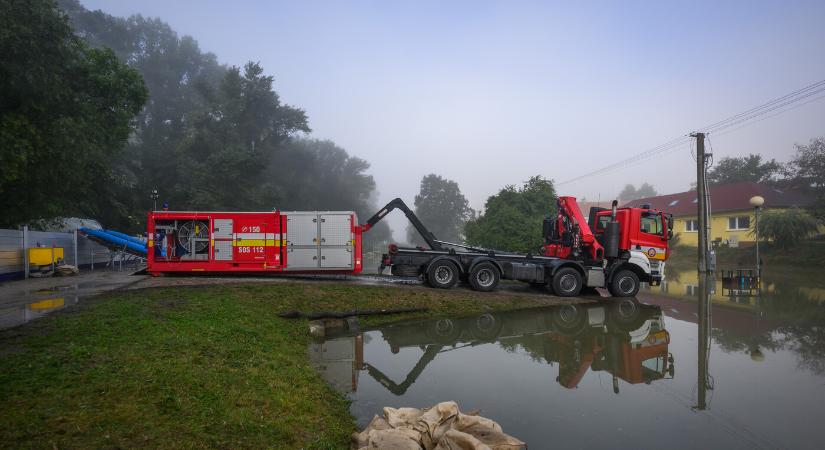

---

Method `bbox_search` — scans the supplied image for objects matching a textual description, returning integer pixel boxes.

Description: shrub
[753,207,819,248]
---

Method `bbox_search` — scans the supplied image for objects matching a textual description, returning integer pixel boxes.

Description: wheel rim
[558,305,580,324]
[434,319,454,336]
[476,313,496,332]
[616,299,638,318]
[618,276,635,294]
[435,266,453,284]
[476,268,494,287]
[560,274,577,293]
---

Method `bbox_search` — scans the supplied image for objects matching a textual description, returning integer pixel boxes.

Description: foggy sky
[81,0,825,237]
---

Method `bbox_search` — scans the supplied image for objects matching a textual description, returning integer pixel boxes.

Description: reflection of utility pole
[697,272,711,410]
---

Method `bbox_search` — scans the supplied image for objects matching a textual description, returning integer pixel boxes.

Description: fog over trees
[0,0,393,246]
[406,174,473,246]
[0,0,147,227]
[618,183,658,203]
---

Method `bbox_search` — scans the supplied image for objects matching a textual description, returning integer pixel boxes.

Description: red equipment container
[147,210,363,276]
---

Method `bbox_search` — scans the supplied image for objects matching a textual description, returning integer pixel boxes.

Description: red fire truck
[146,196,672,298]
[373,196,672,297]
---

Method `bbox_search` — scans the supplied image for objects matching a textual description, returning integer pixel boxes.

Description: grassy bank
[0,282,557,449]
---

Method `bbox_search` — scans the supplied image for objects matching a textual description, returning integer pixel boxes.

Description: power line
[701,79,825,131]
[556,78,825,186]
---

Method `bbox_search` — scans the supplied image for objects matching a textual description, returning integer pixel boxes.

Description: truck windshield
[640,212,663,236]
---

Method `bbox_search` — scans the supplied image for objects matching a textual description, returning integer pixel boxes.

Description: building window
[685,219,698,232]
[728,216,751,230]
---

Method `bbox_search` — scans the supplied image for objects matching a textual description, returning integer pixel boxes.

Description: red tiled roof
[622,182,814,216]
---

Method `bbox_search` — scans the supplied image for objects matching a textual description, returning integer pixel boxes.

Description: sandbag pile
[352,401,525,450]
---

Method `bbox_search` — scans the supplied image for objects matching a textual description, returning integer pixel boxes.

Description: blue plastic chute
[79,228,165,257]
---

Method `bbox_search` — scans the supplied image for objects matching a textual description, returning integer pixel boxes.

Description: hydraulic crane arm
[555,196,603,260]
[362,198,443,251]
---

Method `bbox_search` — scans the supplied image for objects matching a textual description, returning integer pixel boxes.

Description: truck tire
[609,269,640,297]
[552,267,583,297]
[469,262,500,292]
[426,260,459,289]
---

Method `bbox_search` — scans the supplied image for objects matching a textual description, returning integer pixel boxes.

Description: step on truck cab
[372,196,672,297]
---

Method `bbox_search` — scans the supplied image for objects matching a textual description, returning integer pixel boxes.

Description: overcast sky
[81,0,825,235]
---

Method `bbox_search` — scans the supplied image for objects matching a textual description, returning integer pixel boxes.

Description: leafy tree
[169,62,309,211]
[465,176,556,253]
[56,0,391,236]
[707,154,781,186]
[618,183,657,203]
[406,175,473,245]
[57,0,230,229]
[0,0,147,227]
[786,137,825,220]
[753,207,819,249]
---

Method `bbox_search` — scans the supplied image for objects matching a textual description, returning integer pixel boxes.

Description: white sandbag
[352,401,525,450]
[433,430,492,450]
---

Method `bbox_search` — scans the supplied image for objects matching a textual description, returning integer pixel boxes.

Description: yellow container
[28,247,64,265]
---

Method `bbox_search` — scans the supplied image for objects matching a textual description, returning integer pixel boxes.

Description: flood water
[309,264,825,449]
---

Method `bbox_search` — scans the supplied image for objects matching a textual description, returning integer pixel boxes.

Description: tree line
[0,0,392,243]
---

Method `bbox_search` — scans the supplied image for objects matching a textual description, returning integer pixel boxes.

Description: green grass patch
[0,282,552,449]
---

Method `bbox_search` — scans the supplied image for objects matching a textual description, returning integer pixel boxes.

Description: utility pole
[693,132,708,273]
[693,131,711,410]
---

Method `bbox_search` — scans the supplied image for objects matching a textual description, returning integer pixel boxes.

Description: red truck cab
[591,204,673,285]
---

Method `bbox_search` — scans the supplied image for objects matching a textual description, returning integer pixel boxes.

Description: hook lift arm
[361,198,443,251]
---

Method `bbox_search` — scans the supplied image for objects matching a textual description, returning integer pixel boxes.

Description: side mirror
[668,230,674,240]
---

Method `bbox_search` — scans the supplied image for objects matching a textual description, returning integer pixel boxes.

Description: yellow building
[623,182,815,248]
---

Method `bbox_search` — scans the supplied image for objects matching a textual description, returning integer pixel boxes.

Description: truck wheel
[609,270,640,297]
[552,267,583,297]
[426,260,459,289]
[469,262,500,292]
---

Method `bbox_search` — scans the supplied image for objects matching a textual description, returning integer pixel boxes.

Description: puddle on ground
[0,295,80,330]
[36,284,78,293]
[310,290,825,449]
[0,278,131,330]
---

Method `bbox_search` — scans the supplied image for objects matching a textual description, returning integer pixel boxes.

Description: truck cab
[590,204,673,285]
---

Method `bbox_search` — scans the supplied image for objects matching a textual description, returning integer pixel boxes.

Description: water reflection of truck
[547,302,673,393]
[308,299,674,395]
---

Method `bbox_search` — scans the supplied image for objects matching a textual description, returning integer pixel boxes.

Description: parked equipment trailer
[367,196,672,297]
[146,210,362,275]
